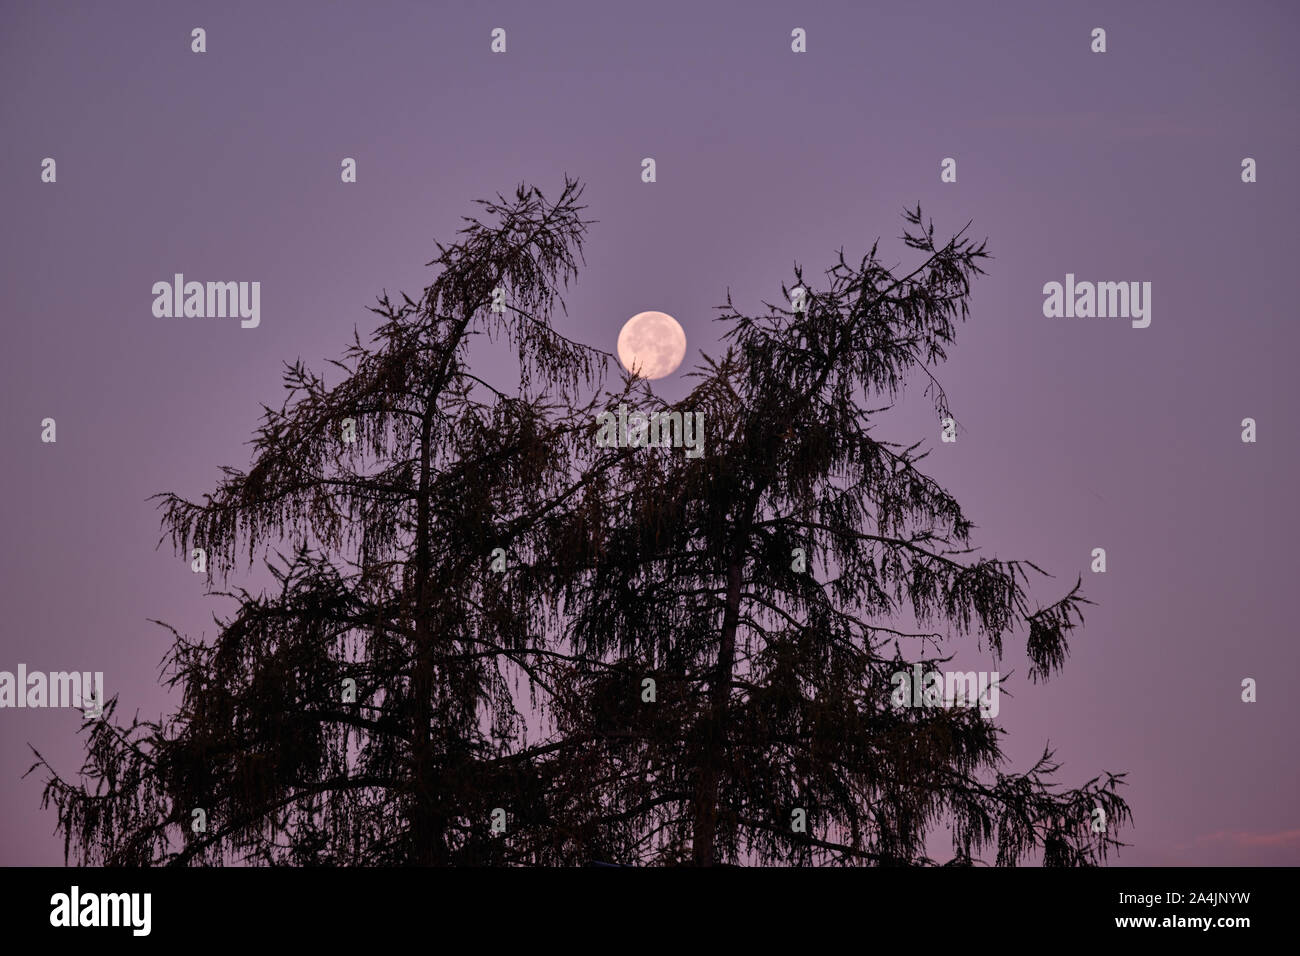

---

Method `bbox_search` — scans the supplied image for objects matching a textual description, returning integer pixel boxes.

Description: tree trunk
[692,558,742,865]
[409,311,475,864]
[409,391,440,864]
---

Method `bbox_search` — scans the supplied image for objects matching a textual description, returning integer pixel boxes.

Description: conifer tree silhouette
[29,181,1130,866]
[531,206,1131,866]
[29,178,605,865]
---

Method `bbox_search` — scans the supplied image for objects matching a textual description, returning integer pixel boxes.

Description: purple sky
[2,0,1297,865]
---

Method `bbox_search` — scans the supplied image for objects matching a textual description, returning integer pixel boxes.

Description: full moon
[616,311,687,379]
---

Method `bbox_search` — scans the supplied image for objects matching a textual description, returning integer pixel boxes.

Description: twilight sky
[2,0,1297,865]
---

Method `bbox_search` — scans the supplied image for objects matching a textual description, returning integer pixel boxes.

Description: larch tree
[28,177,610,865]
[531,206,1131,866]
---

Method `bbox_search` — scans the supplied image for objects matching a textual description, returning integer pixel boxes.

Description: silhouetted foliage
[29,181,1130,866]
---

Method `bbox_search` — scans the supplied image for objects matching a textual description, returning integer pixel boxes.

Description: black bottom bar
[0,866,1283,943]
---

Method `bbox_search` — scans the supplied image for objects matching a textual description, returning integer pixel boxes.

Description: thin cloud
[1192,829,1300,849]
